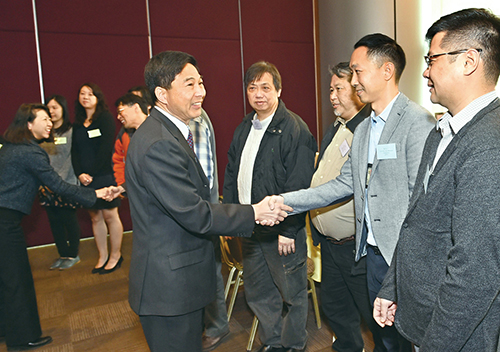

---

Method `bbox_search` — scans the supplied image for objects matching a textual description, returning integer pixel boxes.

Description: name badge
[87,129,102,138]
[376,143,397,160]
[339,139,350,157]
[54,137,67,145]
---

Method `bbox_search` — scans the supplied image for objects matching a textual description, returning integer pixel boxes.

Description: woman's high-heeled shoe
[91,257,109,274]
[99,256,123,275]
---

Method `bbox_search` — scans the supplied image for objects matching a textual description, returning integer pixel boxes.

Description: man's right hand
[252,196,293,226]
[373,297,397,327]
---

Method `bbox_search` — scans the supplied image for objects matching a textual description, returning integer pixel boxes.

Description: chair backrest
[220,237,244,271]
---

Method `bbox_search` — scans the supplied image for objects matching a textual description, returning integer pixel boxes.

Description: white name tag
[87,129,102,138]
[54,137,67,145]
[376,143,397,160]
[339,139,350,157]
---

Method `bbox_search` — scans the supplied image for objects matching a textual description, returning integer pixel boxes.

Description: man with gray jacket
[375,8,500,351]
[269,34,435,352]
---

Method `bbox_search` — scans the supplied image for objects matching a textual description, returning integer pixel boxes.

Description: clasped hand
[252,195,293,226]
[95,186,123,202]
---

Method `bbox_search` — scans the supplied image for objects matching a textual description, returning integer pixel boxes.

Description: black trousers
[45,206,81,258]
[140,308,204,352]
[0,207,42,346]
[320,236,386,352]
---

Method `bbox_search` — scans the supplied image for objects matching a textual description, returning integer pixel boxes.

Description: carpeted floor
[0,232,375,352]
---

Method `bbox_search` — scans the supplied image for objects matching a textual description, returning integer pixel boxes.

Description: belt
[324,235,355,245]
[367,244,382,256]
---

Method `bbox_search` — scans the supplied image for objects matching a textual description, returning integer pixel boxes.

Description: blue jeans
[242,228,308,349]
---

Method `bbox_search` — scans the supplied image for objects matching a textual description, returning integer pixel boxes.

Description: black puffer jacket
[223,100,317,239]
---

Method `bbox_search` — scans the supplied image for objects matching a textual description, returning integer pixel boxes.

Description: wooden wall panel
[149,0,240,40]
[240,0,317,134]
[35,0,148,36]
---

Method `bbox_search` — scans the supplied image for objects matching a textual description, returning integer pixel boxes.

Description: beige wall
[316,0,426,134]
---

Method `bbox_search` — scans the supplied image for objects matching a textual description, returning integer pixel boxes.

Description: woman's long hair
[46,94,71,134]
[74,83,109,125]
[3,103,52,144]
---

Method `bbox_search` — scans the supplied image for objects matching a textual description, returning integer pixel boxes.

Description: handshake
[252,195,291,226]
[95,186,124,202]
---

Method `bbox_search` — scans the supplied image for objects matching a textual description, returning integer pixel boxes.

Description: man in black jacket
[223,61,317,352]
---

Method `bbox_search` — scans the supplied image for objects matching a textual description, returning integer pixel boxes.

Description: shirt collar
[448,91,497,135]
[155,106,190,139]
[334,116,346,127]
[370,93,400,123]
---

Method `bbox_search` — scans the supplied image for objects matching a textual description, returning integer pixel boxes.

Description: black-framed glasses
[424,48,482,66]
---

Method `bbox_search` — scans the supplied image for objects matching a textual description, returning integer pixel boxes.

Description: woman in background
[41,95,82,270]
[0,103,112,351]
[72,83,124,274]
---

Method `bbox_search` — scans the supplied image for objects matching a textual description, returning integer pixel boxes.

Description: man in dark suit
[309,62,385,352]
[375,8,500,351]
[125,51,290,352]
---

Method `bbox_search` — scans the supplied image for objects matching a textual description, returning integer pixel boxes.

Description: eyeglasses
[424,48,482,66]
[117,105,133,115]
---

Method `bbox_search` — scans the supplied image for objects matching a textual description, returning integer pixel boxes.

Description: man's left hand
[278,235,295,256]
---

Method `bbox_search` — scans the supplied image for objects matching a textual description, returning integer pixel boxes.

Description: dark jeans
[242,228,308,350]
[320,237,386,352]
[45,206,81,258]
[366,246,412,352]
[0,208,42,346]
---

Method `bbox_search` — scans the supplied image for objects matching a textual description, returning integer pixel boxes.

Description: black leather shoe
[99,256,123,274]
[202,330,230,351]
[256,345,286,352]
[7,336,53,351]
[91,256,109,274]
[284,348,306,352]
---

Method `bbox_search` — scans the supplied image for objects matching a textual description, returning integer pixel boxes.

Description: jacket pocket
[168,246,206,270]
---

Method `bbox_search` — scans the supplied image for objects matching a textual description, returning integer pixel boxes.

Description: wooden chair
[219,236,244,320]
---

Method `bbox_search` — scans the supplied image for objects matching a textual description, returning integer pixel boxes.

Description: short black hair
[426,8,500,84]
[128,85,154,107]
[144,51,199,103]
[115,93,149,115]
[244,61,282,91]
[354,33,406,82]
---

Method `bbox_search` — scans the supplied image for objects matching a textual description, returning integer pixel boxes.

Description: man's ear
[155,86,168,105]
[463,49,481,76]
[383,62,396,81]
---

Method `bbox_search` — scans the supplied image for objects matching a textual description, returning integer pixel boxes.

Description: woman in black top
[72,83,124,274]
[0,103,112,350]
